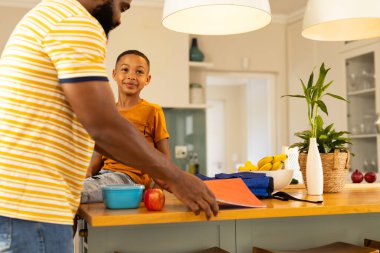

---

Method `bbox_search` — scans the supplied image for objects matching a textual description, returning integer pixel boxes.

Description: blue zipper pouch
[196,172,274,198]
[197,172,323,203]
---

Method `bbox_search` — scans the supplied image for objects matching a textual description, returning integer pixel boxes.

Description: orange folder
[204,178,266,208]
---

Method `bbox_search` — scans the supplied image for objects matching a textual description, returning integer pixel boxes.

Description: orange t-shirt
[102,100,170,188]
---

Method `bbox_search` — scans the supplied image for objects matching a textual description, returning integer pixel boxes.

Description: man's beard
[92,0,118,37]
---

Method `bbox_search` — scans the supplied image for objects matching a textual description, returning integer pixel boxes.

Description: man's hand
[167,171,219,220]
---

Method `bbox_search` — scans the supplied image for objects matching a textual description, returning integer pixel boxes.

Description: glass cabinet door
[345,51,378,178]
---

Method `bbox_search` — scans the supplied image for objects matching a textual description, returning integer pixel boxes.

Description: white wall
[105,6,189,106]
[0,7,29,51]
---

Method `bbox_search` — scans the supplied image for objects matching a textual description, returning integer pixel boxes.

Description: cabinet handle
[79,228,88,238]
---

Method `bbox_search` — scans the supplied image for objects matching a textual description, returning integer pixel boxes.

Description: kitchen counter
[76,184,380,253]
[78,183,380,227]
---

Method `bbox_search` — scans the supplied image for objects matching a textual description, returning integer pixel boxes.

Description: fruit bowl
[102,184,144,209]
[254,170,294,193]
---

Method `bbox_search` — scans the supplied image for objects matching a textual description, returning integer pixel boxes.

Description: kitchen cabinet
[343,44,380,180]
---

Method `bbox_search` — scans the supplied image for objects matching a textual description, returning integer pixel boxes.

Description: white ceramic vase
[306,138,323,195]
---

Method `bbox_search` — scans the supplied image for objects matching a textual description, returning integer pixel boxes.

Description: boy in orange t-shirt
[81,50,170,203]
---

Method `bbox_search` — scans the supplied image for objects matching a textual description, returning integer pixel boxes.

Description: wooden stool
[253,242,379,253]
[189,247,230,253]
[365,239,380,250]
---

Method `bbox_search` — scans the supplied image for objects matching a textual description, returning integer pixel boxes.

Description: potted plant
[283,63,351,193]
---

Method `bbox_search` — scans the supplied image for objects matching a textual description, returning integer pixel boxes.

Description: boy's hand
[168,171,219,220]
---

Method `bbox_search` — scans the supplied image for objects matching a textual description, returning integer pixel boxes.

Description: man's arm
[86,151,103,178]
[155,139,171,159]
[62,81,218,219]
[153,138,171,189]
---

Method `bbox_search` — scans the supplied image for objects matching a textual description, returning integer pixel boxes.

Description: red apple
[351,169,363,183]
[144,189,165,211]
[364,171,377,183]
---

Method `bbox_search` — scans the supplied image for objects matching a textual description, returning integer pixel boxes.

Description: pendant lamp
[302,0,380,41]
[162,0,271,35]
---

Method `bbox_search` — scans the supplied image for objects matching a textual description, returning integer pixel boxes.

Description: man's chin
[114,21,121,29]
[105,24,120,37]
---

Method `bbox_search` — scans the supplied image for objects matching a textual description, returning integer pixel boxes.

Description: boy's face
[113,54,151,97]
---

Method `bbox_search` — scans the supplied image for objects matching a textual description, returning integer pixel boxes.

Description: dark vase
[189,38,204,62]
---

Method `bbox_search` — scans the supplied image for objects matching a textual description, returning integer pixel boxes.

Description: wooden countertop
[78,183,380,227]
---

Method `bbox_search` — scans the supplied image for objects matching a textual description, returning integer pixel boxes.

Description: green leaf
[315,115,324,128]
[311,88,318,103]
[300,79,308,96]
[281,95,306,99]
[323,144,331,153]
[321,80,333,94]
[307,71,314,89]
[316,100,328,115]
[326,93,349,102]
[325,123,334,133]
[294,131,312,140]
[316,63,330,88]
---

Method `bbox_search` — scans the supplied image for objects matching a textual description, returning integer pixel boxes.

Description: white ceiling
[0,0,308,16]
[270,0,307,15]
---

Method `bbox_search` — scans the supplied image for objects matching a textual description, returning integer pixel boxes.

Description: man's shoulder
[32,0,102,30]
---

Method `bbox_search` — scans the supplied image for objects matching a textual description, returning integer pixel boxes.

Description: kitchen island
[77,184,380,253]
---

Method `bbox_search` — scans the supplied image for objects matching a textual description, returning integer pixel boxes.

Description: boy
[81,50,170,203]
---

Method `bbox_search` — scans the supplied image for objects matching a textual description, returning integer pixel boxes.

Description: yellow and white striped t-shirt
[0,0,108,225]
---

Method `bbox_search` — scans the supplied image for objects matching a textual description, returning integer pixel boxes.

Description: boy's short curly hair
[115,50,150,69]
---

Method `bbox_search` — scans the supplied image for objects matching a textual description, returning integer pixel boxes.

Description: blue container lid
[102,184,145,191]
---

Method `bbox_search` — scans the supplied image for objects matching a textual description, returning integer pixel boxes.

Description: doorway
[206,72,277,176]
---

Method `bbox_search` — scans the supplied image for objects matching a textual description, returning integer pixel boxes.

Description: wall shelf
[348,88,375,97]
[344,48,379,181]
[350,134,377,139]
[189,61,214,69]
[164,104,208,109]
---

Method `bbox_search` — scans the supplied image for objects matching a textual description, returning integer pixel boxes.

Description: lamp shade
[162,0,271,35]
[302,0,380,41]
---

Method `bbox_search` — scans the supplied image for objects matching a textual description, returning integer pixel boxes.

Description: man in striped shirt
[0,0,218,252]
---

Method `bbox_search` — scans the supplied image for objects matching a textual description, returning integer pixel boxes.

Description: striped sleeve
[42,15,108,83]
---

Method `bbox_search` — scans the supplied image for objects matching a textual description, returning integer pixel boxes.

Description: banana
[258,163,272,171]
[257,156,274,168]
[245,161,259,171]
[250,164,259,171]
[245,161,253,169]
[271,161,283,171]
[239,161,259,172]
[238,166,250,172]
[273,153,287,163]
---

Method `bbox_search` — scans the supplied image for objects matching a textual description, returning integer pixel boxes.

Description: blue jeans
[0,216,73,253]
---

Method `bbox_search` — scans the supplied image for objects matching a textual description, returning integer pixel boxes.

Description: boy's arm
[86,151,103,178]
[155,139,171,159]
